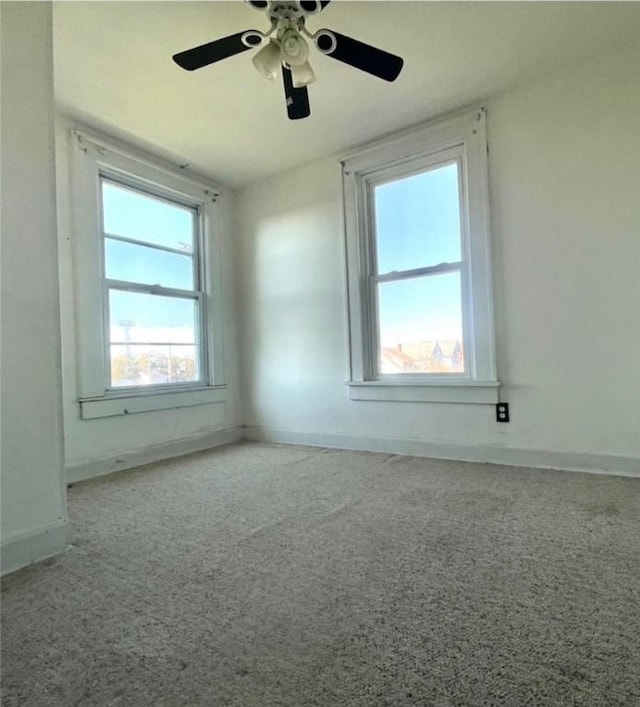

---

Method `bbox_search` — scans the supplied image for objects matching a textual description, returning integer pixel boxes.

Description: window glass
[104,238,194,290]
[108,290,197,345]
[374,162,461,274]
[108,289,200,388]
[102,180,195,252]
[110,344,198,388]
[377,272,464,375]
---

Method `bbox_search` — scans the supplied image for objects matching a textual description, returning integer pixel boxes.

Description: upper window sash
[368,154,464,267]
[99,173,203,297]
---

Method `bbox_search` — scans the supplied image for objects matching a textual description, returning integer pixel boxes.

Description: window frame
[69,129,227,418]
[100,172,207,392]
[342,107,499,404]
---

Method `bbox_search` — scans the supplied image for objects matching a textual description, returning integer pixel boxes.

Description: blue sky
[374,162,464,345]
[102,163,464,347]
[102,181,194,252]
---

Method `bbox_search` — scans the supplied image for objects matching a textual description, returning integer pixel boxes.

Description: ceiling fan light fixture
[251,39,282,80]
[174,0,405,121]
[291,60,316,88]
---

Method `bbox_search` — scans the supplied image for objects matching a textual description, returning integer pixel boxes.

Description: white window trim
[341,107,499,404]
[69,128,227,418]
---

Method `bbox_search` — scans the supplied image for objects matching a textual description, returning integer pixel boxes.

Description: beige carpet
[2,442,639,706]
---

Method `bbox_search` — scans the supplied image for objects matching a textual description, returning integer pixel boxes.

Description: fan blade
[282,66,310,120]
[320,30,403,82]
[173,31,259,71]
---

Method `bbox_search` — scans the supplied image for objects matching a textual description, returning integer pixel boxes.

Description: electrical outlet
[496,402,510,423]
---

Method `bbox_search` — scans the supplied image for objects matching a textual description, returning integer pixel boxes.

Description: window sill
[347,380,500,404]
[79,385,227,420]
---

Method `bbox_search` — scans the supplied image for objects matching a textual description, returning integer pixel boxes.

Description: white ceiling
[53,1,640,188]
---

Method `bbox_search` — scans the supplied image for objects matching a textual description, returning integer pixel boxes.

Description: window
[101,179,204,389]
[342,108,498,404]
[70,130,227,418]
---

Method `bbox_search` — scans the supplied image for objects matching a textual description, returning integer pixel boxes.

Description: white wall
[55,124,242,482]
[1,2,68,573]
[236,44,640,475]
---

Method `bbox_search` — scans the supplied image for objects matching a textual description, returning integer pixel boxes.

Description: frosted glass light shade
[291,61,316,88]
[252,40,281,81]
[280,30,309,67]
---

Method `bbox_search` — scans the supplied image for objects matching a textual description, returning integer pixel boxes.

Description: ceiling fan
[173,0,404,120]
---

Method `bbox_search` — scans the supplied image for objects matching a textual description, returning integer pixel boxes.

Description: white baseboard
[243,426,640,478]
[66,426,242,483]
[1,520,68,576]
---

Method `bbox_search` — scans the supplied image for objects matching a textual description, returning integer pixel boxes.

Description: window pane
[378,272,464,375]
[101,180,195,252]
[109,290,197,345]
[110,344,199,387]
[105,238,194,290]
[374,162,461,274]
